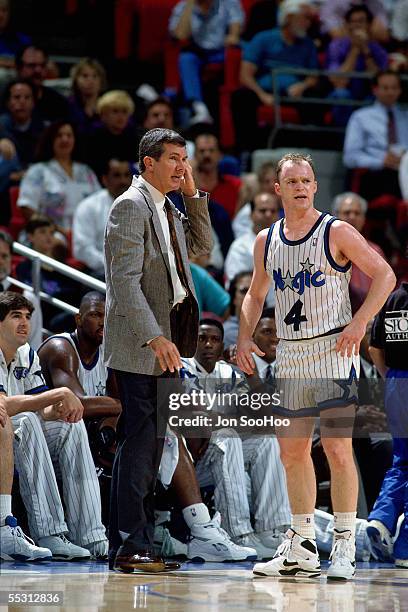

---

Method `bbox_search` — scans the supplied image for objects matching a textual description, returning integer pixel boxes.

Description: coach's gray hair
[332,192,368,215]
[139,128,185,173]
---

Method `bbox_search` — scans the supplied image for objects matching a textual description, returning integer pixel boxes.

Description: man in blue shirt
[343,70,408,201]
[232,0,319,151]
[169,0,244,124]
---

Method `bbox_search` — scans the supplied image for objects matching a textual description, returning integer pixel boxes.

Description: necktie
[164,199,189,294]
[265,364,274,383]
[388,109,397,146]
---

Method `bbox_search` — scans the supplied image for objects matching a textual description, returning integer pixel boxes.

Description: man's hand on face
[181,160,197,197]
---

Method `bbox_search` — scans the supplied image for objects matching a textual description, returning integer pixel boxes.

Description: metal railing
[10,242,106,316]
[268,67,408,146]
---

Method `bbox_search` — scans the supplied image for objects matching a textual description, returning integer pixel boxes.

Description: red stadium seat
[9,186,26,240]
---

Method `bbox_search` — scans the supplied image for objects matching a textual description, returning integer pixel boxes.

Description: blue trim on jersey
[70,333,100,371]
[25,384,49,395]
[264,223,275,270]
[28,347,35,371]
[279,212,328,246]
[323,217,352,273]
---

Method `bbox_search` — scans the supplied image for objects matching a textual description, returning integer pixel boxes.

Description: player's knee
[322,440,353,468]
[279,442,309,467]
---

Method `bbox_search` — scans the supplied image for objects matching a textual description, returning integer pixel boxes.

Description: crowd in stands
[0,0,407,568]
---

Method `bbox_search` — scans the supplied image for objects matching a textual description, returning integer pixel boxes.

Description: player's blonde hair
[276,153,315,182]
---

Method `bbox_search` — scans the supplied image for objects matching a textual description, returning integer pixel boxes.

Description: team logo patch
[13,366,29,380]
[273,258,325,296]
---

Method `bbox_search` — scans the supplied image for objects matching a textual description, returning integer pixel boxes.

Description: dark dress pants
[109,370,169,560]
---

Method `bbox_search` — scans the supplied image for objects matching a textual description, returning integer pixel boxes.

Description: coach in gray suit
[104,128,212,573]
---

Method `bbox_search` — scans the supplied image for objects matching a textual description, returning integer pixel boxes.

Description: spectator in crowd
[326,4,388,126]
[320,0,390,43]
[343,70,408,201]
[233,161,280,238]
[81,90,143,177]
[181,319,291,559]
[73,158,132,277]
[68,57,107,136]
[0,0,31,81]
[225,192,280,285]
[0,291,108,560]
[16,45,69,124]
[15,215,81,331]
[0,229,42,349]
[193,132,241,219]
[333,192,385,312]
[0,79,45,171]
[169,0,244,124]
[233,0,319,152]
[17,120,100,234]
[223,270,252,349]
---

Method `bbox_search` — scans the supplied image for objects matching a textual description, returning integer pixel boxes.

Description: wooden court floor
[1,560,408,611]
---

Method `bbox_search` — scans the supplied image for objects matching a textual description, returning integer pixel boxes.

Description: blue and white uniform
[264,212,359,413]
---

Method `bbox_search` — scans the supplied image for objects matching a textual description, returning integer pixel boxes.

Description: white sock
[0,495,12,525]
[334,512,356,539]
[182,503,211,529]
[291,513,316,540]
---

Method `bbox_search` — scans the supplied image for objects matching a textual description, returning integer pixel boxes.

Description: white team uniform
[181,357,291,537]
[4,343,106,545]
[40,333,179,487]
[264,213,359,413]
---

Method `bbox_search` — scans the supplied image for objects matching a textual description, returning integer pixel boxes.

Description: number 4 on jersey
[284,299,307,331]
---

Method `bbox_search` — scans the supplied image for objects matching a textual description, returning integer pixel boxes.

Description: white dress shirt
[138,175,187,305]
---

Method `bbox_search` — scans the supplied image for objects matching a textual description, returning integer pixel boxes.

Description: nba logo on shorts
[312,237,318,246]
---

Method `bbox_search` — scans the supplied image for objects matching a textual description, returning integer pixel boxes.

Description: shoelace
[330,538,353,566]
[10,525,35,546]
[56,534,71,545]
[274,537,292,559]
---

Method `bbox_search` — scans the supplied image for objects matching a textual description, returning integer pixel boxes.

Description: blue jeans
[368,370,408,535]
[179,47,224,102]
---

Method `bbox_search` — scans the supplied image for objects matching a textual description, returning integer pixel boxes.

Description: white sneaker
[188,512,257,562]
[38,534,91,561]
[253,529,320,578]
[189,101,213,125]
[327,531,356,581]
[258,528,288,552]
[153,524,188,557]
[84,539,108,560]
[366,520,394,562]
[233,532,278,560]
[395,558,408,568]
[0,516,52,562]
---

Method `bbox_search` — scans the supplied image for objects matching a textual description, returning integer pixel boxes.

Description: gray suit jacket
[103,176,212,375]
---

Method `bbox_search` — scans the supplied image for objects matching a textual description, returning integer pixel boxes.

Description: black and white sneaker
[253,529,320,578]
[327,530,356,580]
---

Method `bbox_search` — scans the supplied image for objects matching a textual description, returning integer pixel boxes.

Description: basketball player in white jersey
[0,291,107,560]
[237,153,396,580]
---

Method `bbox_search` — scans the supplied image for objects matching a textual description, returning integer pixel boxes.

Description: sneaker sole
[253,568,321,578]
[366,526,393,562]
[327,572,355,581]
[1,553,52,562]
[52,554,91,561]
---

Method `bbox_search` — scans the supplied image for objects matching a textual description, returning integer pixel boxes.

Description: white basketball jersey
[265,213,352,340]
[42,333,108,395]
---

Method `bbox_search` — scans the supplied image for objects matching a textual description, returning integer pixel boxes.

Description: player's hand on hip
[336,319,366,358]
[150,336,182,373]
[237,339,265,375]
